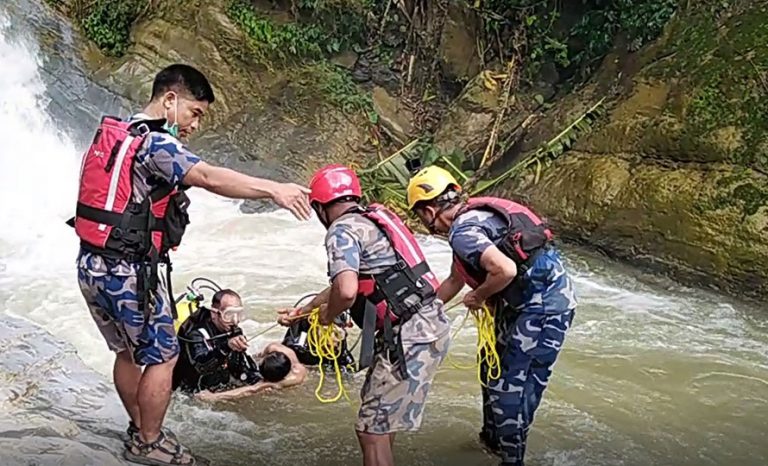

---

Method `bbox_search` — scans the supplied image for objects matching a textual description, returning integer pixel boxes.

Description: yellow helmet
[406,165,462,210]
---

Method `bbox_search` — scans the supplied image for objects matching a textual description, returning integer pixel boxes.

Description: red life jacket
[452,197,552,291]
[70,116,190,260]
[347,204,439,330]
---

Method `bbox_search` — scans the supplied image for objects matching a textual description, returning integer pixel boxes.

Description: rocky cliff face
[37,0,371,185]
[36,0,768,299]
[490,1,768,298]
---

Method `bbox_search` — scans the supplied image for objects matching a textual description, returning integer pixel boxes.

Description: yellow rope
[475,304,501,386]
[446,303,502,386]
[446,310,476,370]
[306,309,351,404]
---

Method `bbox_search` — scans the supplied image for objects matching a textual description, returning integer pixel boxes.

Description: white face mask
[162,92,180,138]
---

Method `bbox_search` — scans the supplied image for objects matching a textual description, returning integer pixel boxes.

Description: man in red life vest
[406,165,577,466]
[278,164,450,466]
[71,64,311,466]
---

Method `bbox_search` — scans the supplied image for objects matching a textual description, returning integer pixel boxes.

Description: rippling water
[1,3,767,465]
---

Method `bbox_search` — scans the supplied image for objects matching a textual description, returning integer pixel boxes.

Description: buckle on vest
[394,260,407,271]
[135,123,150,136]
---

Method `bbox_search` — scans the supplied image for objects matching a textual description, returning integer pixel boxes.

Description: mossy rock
[514,153,768,298]
[638,1,768,169]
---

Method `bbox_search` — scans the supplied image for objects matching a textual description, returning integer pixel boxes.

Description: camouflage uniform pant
[356,332,450,434]
[77,257,179,366]
[482,248,577,466]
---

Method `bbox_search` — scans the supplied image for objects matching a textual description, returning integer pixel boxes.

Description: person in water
[278,308,356,370]
[406,165,577,466]
[173,289,307,402]
[283,165,450,466]
[72,64,311,466]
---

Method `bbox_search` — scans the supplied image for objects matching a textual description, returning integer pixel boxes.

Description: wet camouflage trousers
[78,259,179,366]
[480,310,575,466]
[479,248,577,465]
[356,332,450,434]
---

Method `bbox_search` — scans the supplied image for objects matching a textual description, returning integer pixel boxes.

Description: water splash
[0,12,80,277]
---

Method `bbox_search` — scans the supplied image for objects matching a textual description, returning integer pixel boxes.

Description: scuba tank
[173,277,223,333]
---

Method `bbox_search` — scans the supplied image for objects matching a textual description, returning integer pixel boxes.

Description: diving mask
[215,305,245,324]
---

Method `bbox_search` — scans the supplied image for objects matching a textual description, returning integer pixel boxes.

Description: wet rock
[372,86,415,144]
[0,316,127,465]
[506,153,768,299]
[433,72,499,156]
[352,54,400,91]
[331,50,358,69]
[487,2,768,299]
[87,1,264,133]
[438,2,481,81]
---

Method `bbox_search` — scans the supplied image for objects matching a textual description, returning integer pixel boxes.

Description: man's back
[325,211,450,345]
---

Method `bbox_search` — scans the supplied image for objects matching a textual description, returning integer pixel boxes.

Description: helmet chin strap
[313,203,331,228]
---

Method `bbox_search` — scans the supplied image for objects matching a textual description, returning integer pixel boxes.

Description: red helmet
[309,164,362,205]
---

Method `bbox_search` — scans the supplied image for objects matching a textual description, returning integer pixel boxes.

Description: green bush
[80,0,145,57]
[476,0,678,82]
[227,0,370,63]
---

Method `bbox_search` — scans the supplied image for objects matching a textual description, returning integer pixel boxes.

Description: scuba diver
[406,165,577,466]
[173,283,307,402]
[280,164,450,466]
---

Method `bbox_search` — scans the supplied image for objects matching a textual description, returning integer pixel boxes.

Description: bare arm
[437,263,466,303]
[299,286,332,313]
[183,161,279,199]
[320,271,358,325]
[195,343,307,401]
[194,382,278,402]
[472,245,517,303]
[182,161,311,220]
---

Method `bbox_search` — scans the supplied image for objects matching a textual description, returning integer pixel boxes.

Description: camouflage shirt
[76,113,201,276]
[448,208,508,271]
[325,211,450,344]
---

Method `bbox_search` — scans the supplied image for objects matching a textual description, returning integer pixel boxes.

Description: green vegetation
[647,1,768,169]
[293,61,374,117]
[474,0,678,81]
[80,0,146,56]
[227,0,370,64]
[226,0,375,119]
[570,0,677,73]
[50,0,151,57]
[358,98,606,217]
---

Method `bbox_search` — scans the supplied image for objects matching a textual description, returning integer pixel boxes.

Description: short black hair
[151,64,215,103]
[259,351,292,382]
[211,289,240,308]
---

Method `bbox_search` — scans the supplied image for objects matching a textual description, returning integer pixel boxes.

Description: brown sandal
[125,422,182,450]
[123,431,196,466]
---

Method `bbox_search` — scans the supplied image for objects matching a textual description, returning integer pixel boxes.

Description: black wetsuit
[281,318,356,369]
[172,309,262,394]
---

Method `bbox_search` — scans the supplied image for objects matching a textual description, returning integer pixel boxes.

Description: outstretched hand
[272,183,312,221]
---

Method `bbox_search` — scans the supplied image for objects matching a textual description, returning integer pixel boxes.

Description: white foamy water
[1,5,767,466]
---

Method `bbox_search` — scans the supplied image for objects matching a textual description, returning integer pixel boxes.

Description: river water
[1,3,767,466]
